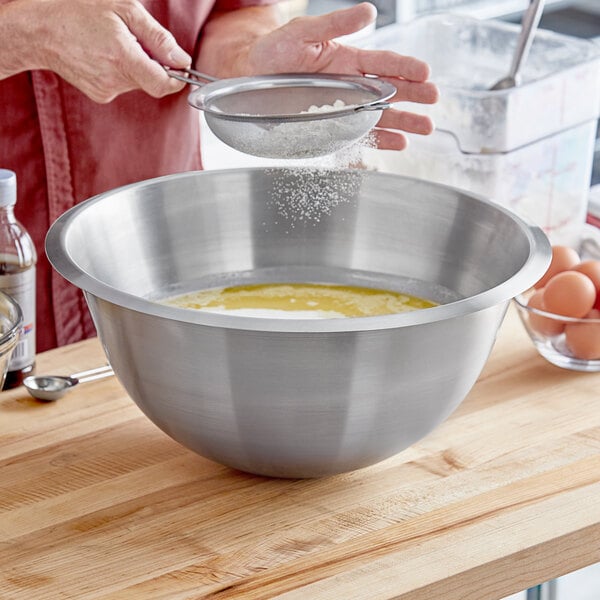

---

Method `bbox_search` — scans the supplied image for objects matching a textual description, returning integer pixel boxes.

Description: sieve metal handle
[356,101,391,112]
[164,66,218,86]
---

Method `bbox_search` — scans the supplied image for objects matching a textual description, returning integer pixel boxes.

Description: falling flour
[265,129,375,225]
[236,97,381,226]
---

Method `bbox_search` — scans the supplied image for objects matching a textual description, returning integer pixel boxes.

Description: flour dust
[265,131,375,227]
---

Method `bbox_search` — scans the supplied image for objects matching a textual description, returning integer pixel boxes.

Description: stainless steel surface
[23,365,114,401]
[0,290,22,388]
[581,233,600,260]
[526,579,557,600]
[169,69,395,159]
[46,168,551,477]
[164,66,216,85]
[490,0,546,90]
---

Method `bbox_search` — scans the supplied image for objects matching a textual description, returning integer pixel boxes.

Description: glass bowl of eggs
[514,229,600,372]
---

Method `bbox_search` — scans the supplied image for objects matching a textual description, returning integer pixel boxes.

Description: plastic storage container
[360,13,600,245]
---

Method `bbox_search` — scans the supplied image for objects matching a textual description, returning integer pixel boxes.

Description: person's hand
[241,3,438,150]
[0,0,191,102]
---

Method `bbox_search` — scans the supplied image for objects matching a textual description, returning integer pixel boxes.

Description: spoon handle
[509,0,546,79]
[72,365,114,384]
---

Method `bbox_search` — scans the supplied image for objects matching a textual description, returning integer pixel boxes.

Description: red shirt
[0,0,272,351]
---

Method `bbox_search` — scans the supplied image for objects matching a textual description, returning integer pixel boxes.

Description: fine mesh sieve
[167,67,395,159]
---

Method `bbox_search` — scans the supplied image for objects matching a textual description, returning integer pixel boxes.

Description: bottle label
[0,267,36,370]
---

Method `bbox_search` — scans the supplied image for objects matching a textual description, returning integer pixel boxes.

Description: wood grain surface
[1,306,599,599]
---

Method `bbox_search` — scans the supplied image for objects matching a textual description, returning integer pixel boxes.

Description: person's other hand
[243,3,438,150]
[4,0,191,102]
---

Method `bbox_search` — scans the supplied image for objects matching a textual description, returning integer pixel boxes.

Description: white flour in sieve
[237,99,370,160]
[305,99,347,113]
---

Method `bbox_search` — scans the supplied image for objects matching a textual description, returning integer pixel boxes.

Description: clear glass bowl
[514,292,600,372]
[0,290,22,386]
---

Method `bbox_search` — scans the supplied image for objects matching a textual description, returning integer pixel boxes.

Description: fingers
[369,128,408,151]
[111,0,190,98]
[16,0,189,102]
[289,2,376,43]
[384,78,439,105]
[123,50,188,99]
[79,41,187,103]
[377,107,435,136]
[353,48,431,83]
[364,107,435,152]
[116,0,191,68]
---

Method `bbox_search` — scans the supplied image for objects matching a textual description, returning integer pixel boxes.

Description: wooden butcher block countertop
[1,306,599,600]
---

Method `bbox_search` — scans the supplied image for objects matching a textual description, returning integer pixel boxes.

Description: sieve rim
[187,73,396,122]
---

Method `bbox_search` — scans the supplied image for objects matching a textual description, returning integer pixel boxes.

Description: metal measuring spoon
[23,365,114,402]
[489,0,546,91]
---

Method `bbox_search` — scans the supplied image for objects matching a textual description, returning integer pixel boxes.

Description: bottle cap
[0,169,17,207]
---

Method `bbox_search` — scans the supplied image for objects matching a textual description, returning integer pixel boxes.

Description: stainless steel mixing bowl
[46,168,550,477]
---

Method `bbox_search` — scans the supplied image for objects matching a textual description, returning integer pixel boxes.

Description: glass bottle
[0,169,36,389]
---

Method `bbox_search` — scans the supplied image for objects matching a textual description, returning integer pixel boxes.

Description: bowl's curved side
[87,294,507,478]
[46,167,551,477]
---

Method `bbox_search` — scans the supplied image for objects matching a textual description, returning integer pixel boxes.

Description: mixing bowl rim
[0,289,23,349]
[45,168,551,333]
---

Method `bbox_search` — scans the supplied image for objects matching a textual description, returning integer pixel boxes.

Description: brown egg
[572,260,600,293]
[526,289,565,337]
[534,245,580,289]
[543,271,596,318]
[565,309,600,360]
[571,260,600,310]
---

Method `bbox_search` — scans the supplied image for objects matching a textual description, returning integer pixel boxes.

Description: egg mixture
[161,283,437,319]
